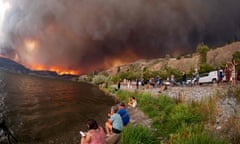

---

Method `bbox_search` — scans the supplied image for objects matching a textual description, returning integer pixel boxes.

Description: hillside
[0,57,30,74]
[101,42,240,76]
[0,57,78,80]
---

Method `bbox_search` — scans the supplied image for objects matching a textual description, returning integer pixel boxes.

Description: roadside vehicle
[192,70,219,85]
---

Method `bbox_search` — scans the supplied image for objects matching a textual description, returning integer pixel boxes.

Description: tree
[92,75,107,85]
[197,43,209,64]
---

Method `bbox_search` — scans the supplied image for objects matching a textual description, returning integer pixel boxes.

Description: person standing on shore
[217,67,224,85]
[117,80,121,90]
[194,68,199,86]
[225,63,231,83]
[231,59,238,86]
[181,71,187,86]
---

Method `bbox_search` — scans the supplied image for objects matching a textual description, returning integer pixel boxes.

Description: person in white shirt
[128,96,137,108]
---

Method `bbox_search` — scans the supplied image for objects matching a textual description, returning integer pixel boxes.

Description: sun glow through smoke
[24,39,38,52]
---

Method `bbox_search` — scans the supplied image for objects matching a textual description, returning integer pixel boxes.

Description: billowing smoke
[0,0,240,74]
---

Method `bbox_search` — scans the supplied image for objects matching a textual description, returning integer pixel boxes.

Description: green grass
[172,123,229,144]
[114,90,229,144]
[120,124,156,144]
[236,87,240,103]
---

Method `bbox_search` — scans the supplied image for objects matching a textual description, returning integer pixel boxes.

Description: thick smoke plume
[0,0,240,74]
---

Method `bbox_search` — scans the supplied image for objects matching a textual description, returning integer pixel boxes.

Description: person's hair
[132,96,136,100]
[119,102,125,107]
[87,119,98,130]
[111,105,118,113]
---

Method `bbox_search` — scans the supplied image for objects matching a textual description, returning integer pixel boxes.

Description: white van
[192,70,219,85]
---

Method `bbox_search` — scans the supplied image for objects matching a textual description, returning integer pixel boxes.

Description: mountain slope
[0,57,30,74]
[0,57,78,80]
[102,42,240,76]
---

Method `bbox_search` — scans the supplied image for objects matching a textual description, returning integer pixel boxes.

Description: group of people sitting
[79,96,137,144]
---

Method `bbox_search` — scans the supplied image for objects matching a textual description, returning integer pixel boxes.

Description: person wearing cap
[105,106,123,136]
[117,102,130,126]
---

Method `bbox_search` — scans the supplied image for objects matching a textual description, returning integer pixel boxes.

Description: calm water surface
[0,71,117,144]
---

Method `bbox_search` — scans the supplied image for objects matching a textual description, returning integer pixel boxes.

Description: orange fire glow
[103,49,138,68]
[27,63,80,75]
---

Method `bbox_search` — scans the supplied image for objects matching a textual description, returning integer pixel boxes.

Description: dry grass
[223,115,240,144]
[198,96,218,124]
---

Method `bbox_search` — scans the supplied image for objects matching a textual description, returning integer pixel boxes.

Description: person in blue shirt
[105,106,123,136]
[117,102,130,126]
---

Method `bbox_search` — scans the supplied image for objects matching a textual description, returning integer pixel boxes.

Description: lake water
[0,71,117,144]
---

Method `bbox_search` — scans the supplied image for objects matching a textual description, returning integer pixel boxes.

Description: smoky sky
[0,0,240,73]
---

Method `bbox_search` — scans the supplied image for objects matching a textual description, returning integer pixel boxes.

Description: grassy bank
[112,90,229,144]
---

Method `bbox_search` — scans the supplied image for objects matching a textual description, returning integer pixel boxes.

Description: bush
[199,63,215,74]
[172,123,229,144]
[235,87,240,103]
[197,43,209,64]
[92,75,107,85]
[111,74,121,83]
[120,124,157,144]
[165,67,182,80]
[143,70,160,80]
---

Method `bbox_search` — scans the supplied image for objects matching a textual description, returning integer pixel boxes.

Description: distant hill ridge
[1,42,239,77]
[102,42,240,76]
[0,57,77,79]
[0,57,30,74]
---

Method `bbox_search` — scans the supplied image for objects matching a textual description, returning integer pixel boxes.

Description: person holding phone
[80,119,106,144]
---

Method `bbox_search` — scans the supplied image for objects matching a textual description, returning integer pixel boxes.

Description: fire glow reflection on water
[0,71,116,143]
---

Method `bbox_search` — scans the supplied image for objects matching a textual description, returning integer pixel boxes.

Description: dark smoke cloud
[1,0,240,73]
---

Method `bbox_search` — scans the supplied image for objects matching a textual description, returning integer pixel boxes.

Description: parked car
[191,70,219,85]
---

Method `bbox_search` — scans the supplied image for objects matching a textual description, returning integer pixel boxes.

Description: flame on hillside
[26,63,80,75]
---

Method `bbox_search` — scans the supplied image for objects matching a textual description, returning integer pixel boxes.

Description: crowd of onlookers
[82,59,237,144]
[116,59,238,93]
[79,97,137,144]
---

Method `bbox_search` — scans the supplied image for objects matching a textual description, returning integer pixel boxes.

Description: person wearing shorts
[105,106,123,136]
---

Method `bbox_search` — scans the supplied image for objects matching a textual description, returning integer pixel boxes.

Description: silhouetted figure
[117,81,121,90]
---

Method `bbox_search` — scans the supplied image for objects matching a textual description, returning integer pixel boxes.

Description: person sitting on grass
[128,96,137,108]
[158,84,167,93]
[105,106,123,136]
[117,102,130,126]
[80,119,106,144]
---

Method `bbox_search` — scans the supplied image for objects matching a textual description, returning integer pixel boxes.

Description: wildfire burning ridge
[0,0,240,74]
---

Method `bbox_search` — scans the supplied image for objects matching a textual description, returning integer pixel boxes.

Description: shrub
[199,63,215,74]
[236,88,240,103]
[111,74,121,84]
[120,124,157,144]
[197,43,209,64]
[197,96,218,123]
[226,116,240,144]
[92,75,107,85]
[165,67,182,80]
[172,123,229,144]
